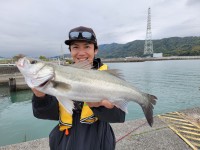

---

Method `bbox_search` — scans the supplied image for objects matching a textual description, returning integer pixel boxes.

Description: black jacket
[32,58,125,150]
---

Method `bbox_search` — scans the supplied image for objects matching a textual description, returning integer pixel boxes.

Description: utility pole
[144,7,153,56]
[58,44,64,65]
[60,44,64,60]
[59,44,65,65]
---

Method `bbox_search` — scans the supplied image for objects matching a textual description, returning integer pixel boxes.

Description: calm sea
[0,60,200,146]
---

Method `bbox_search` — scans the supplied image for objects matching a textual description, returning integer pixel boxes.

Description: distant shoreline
[0,56,200,67]
[102,56,200,63]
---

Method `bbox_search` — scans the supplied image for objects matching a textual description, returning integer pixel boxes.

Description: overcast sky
[0,0,200,58]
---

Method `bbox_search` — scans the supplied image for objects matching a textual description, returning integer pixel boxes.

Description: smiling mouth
[77,58,88,61]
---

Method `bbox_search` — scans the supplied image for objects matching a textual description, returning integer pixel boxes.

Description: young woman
[32,26,125,150]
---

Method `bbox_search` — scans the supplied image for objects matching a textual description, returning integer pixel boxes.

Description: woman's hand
[32,88,46,98]
[87,99,114,109]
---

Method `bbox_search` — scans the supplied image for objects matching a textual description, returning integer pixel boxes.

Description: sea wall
[0,66,19,74]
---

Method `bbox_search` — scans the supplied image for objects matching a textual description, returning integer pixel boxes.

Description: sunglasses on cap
[69,31,96,42]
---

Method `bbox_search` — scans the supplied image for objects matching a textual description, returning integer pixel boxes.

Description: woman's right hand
[32,88,45,98]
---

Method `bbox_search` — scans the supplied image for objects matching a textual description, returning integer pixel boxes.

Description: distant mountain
[97,36,200,58]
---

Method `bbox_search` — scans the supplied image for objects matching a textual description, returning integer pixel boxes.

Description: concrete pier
[9,76,29,91]
[0,65,29,90]
[0,107,199,150]
[0,66,19,75]
[0,73,29,91]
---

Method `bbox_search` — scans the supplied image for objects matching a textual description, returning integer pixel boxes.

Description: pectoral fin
[51,81,72,91]
[56,96,74,114]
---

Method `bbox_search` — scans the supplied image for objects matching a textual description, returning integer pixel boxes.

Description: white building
[153,53,163,58]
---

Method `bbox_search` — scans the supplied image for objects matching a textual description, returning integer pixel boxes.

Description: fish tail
[140,93,157,127]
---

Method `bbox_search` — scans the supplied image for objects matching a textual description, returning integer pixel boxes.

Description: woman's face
[70,41,98,64]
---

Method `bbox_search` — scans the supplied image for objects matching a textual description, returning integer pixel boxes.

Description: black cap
[65,26,97,45]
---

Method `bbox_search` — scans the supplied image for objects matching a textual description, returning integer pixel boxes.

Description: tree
[39,56,47,60]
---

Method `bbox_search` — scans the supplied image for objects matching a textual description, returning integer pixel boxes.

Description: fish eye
[31,60,37,64]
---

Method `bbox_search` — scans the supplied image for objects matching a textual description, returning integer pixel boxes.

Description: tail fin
[140,93,157,127]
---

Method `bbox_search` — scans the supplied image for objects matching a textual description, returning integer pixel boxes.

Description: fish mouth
[16,57,28,67]
[39,80,49,87]
[38,76,54,87]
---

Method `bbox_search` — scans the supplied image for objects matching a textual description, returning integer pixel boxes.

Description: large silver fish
[16,57,157,126]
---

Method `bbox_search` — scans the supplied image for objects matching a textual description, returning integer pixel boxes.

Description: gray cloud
[186,0,200,6]
[0,0,200,58]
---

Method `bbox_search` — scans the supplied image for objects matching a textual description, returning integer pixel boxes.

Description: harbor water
[0,59,200,146]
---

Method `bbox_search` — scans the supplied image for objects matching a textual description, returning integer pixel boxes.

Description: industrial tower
[144,7,153,56]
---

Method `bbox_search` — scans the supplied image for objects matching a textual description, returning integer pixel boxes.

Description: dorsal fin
[70,60,92,70]
[104,69,125,80]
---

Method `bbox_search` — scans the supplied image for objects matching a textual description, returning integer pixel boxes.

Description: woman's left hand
[87,99,114,109]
